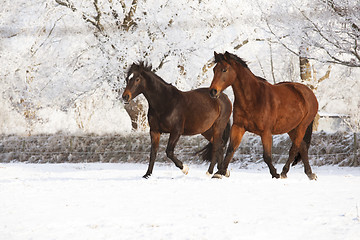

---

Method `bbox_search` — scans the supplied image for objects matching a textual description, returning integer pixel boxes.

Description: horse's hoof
[272,173,280,179]
[182,164,189,175]
[143,174,151,179]
[206,171,212,177]
[280,173,287,179]
[212,173,223,179]
[308,173,317,181]
[225,169,230,178]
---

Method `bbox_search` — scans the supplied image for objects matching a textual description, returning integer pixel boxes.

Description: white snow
[1,163,359,240]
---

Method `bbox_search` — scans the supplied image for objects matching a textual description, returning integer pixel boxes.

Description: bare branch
[82,0,104,32]
[154,51,171,72]
[122,0,138,31]
[264,6,360,68]
[234,39,249,50]
[318,65,332,83]
[31,16,63,56]
[351,38,360,62]
[269,42,276,84]
[265,19,299,56]
[322,0,360,37]
[55,0,76,12]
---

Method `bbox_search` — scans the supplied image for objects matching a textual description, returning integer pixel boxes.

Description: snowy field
[0,163,359,240]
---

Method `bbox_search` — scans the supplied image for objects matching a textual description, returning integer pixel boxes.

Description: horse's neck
[143,73,179,110]
[233,67,261,106]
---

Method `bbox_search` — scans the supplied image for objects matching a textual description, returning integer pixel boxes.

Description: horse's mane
[127,61,152,77]
[127,61,172,86]
[214,52,249,69]
[215,52,271,84]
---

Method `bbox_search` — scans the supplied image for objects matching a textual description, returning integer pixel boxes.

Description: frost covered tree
[259,0,360,130]
[263,0,359,67]
[0,0,359,135]
[52,0,265,130]
[0,0,133,134]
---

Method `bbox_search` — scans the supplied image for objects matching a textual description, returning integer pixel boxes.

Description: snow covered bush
[0,0,359,135]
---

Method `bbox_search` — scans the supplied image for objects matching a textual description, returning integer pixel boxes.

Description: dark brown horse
[122,62,232,178]
[209,52,318,180]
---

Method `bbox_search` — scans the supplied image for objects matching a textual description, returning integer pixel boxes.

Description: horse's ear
[224,51,231,61]
[214,51,222,63]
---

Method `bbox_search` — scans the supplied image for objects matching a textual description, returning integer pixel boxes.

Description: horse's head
[122,62,150,104]
[209,51,237,98]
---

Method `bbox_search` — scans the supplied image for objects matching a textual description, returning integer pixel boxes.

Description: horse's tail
[222,120,231,148]
[292,120,313,166]
[196,121,231,161]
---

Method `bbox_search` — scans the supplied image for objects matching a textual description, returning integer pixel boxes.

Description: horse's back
[274,82,318,111]
[185,88,231,113]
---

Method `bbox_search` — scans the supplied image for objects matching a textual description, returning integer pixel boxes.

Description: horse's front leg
[166,132,189,175]
[213,124,245,178]
[261,131,280,179]
[143,131,160,178]
[207,125,225,176]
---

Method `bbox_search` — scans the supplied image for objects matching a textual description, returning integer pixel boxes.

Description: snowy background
[0,0,359,165]
[0,0,359,135]
[1,1,360,239]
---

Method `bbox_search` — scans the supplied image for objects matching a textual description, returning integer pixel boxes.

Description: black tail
[196,121,231,161]
[292,120,313,166]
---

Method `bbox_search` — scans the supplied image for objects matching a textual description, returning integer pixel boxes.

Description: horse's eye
[222,68,227,73]
[135,78,140,82]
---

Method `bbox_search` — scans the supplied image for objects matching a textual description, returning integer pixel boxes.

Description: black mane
[127,61,152,78]
[127,61,172,87]
[215,52,249,69]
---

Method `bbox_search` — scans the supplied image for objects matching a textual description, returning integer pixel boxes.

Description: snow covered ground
[0,163,359,240]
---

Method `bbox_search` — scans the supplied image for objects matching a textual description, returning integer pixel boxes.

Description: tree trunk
[124,98,146,130]
[299,44,319,131]
[299,44,312,83]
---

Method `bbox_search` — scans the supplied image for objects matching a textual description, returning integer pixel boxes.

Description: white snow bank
[0,163,359,240]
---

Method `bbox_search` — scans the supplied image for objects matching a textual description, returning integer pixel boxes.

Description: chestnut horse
[209,52,318,180]
[122,61,232,178]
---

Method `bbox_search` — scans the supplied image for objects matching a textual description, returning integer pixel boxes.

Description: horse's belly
[183,120,215,135]
[272,109,304,134]
[272,118,302,134]
[183,112,217,135]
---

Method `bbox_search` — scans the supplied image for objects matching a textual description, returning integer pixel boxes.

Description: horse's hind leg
[166,132,189,175]
[282,128,316,180]
[281,129,302,178]
[200,129,216,175]
[299,143,317,180]
[281,143,301,179]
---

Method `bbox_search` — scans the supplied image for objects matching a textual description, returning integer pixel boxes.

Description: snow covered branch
[55,0,76,12]
[82,0,104,32]
[263,0,360,67]
[121,0,138,31]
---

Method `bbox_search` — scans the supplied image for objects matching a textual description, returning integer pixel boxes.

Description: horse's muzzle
[209,88,219,98]
[122,93,131,104]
